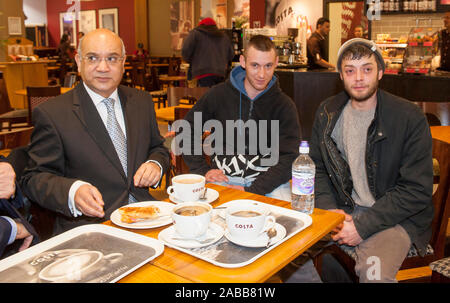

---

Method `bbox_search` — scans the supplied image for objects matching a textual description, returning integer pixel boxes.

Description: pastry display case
[402,26,439,74]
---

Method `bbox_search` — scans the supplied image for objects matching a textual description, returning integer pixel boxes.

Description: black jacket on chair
[309,89,434,257]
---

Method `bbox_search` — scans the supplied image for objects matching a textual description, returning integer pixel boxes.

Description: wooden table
[155,104,193,123]
[430,126,450,144]
[15,86,72,96]
[105,184,344,283]
[159,75,187,87]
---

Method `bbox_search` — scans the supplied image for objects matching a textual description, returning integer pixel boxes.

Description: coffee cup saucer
[224,223,287,248]
[158,222,224,249]
[169,188,219,204]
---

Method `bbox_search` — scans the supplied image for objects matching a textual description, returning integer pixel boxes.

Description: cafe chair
[0,127,34,157]
[147,66,167,109]
[63,72,79,88]
[0,72,28,131]
[430,256,450,283]
[413,101,450,127]
[167,87,209,107]
[26,86,61,126]
[130,59,147,90]
[313,137,450,282]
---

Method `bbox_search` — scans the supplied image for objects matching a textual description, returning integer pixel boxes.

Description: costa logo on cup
[226,201,275,240]
[234,224,254,229]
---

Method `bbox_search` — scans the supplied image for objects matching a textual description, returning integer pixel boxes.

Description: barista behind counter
[307,17,336,70]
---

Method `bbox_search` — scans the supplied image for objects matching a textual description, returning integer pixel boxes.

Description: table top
[159,75,187,81]
[155,104,193,123]
[15,87,72,96]
[105,184,344,283]
[430,126,450,144]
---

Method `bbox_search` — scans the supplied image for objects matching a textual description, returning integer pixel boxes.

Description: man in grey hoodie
[181,17,234,87]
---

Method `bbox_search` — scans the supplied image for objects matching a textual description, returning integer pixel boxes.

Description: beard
[344,78,379,102]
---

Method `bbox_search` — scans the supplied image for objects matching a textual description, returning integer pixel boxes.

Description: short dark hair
[340,44,384,72]
[316,17,330,29]
[246,35,276,54]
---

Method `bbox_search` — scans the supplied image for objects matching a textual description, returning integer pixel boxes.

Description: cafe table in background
[104,184,345,283]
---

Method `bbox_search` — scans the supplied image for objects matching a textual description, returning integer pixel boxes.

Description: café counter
[275,68,450,140]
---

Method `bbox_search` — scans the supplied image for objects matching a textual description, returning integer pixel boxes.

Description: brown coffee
[175,206,209,216]
[175,178,203,184]
[231,211,261,217]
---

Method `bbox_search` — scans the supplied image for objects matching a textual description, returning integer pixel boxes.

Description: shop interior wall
[46,0,136,54]
[0,0,26,61]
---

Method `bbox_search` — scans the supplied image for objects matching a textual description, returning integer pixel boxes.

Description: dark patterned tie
[102,98,137,203]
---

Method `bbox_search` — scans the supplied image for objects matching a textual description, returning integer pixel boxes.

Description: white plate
[158,223,224,249]
[224,223,287,248]
[110,201,174,229]
[214,199,271,219]
[169,188,219,204]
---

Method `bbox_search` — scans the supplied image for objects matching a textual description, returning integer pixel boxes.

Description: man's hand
[331,214,363,246]
[0,162,16,199]
[15,220,33,252]
[134,162,161,187]
[205,169,228,183]
[74,184,105,218]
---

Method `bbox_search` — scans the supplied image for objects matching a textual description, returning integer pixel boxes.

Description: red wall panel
[46,0,136,53]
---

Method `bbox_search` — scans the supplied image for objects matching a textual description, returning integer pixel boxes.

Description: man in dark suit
[1,159,37,257]
[22,29,170,235]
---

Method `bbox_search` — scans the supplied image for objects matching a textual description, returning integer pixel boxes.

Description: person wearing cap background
[307,38,434,282]
[181,17,234,87]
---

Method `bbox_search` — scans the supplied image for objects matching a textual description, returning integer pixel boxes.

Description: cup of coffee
[167,174,205,202]
[172,202,212,239]
[226,202,275,240]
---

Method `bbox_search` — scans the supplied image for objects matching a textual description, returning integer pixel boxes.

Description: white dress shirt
[68,83,162,217]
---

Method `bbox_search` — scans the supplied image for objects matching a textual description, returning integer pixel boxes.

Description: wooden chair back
[167,87,209,107]
[168,56,181,76]
[0,72,13,114]
[429,138,450,260]
[130,59,147,89]
[26,86,61,125]
[148,66,163,91]
[413,102,450,126]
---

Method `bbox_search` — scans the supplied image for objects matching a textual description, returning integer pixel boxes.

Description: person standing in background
[438,11,450,72]
[182,17,234,87]
[307,17,336,70]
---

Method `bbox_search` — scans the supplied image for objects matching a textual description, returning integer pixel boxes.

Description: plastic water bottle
[291,141,315,214]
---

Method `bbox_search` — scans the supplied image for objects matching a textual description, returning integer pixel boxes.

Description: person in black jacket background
[309,38,433,282]
[181,17,234,87]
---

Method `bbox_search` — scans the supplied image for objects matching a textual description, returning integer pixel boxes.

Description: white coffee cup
[167,174,205,202]
[226,202,275,240]
[172,202,212,239]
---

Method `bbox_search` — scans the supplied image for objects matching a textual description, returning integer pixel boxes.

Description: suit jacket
[21,82,170,234]
[1,157,39,257]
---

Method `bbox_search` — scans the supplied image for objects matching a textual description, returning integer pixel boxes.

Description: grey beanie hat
[336,38,385,73]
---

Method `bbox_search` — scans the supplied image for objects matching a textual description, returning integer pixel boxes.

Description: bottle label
[292,173,314,195]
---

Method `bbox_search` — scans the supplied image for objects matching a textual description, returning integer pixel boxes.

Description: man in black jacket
[181,35,300,201]
[181,17,234,87]
[309,38,433,282]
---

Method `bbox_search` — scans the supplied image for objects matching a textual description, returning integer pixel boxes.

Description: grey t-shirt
[331,100,376,207]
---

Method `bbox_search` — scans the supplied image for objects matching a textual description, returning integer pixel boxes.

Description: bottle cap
[299,141,309,154]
